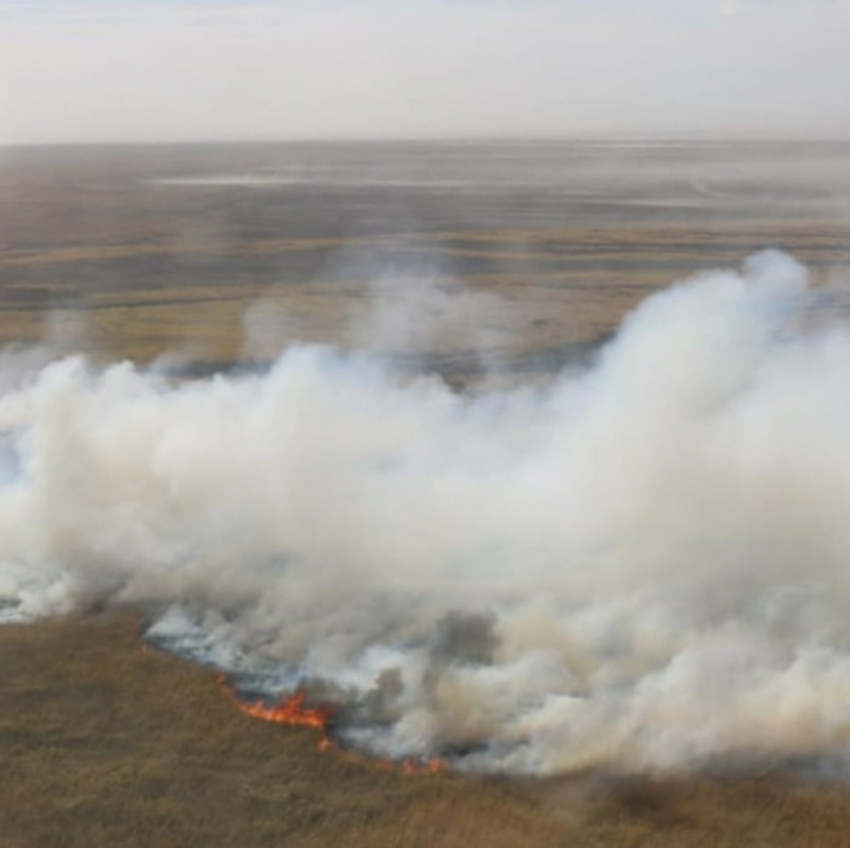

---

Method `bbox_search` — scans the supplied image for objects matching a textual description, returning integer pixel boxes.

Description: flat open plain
[2,141,849,374]
[1,140,850,845]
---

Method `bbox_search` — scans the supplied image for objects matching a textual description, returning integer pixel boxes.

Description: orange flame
[238,691,332,731]
[217,674,449,776]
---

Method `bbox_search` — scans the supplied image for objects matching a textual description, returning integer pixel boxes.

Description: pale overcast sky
[1,0,848,144]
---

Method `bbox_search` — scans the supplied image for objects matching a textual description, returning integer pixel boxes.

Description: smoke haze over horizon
[1,0,849,145]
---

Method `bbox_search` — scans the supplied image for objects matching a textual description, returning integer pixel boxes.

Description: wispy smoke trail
[2,250,850,775]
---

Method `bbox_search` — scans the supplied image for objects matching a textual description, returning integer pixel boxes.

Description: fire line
[217,675,449,776]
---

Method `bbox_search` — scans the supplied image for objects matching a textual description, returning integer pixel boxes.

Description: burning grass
[0,613,556,847]
[0,614,850,846]
[219,680,450,775]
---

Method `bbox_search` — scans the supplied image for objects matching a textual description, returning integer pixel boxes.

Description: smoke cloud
[3,251,850,775]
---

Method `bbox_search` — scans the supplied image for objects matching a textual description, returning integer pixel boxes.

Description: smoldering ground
[1,250,850,776]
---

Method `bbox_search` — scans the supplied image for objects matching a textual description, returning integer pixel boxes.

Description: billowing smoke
[2,250,850,776]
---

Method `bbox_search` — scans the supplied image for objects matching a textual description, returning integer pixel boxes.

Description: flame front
[239,691,332,731]
[217,676,449,775]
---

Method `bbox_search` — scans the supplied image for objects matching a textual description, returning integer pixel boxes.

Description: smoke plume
[2,251,850,776]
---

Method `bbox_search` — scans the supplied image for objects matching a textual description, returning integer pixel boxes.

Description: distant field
[1,141,848,374]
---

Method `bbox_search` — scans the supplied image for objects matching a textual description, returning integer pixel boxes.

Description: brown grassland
[2,142,850,374]
[2,614,850,848]
[2,141,850,845]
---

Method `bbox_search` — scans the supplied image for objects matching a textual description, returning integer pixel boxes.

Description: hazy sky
[1,0,848,144]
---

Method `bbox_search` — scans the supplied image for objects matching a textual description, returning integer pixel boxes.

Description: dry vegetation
[1,615,850,847]
[0,220,847,370]
[1,143,848,373]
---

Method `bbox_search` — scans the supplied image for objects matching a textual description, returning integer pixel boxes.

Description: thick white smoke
[2,250,850,775]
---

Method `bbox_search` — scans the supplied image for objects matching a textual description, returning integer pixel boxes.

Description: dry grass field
[2,140,850,845]
[2,614,850,848]
[1,142,849,374]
